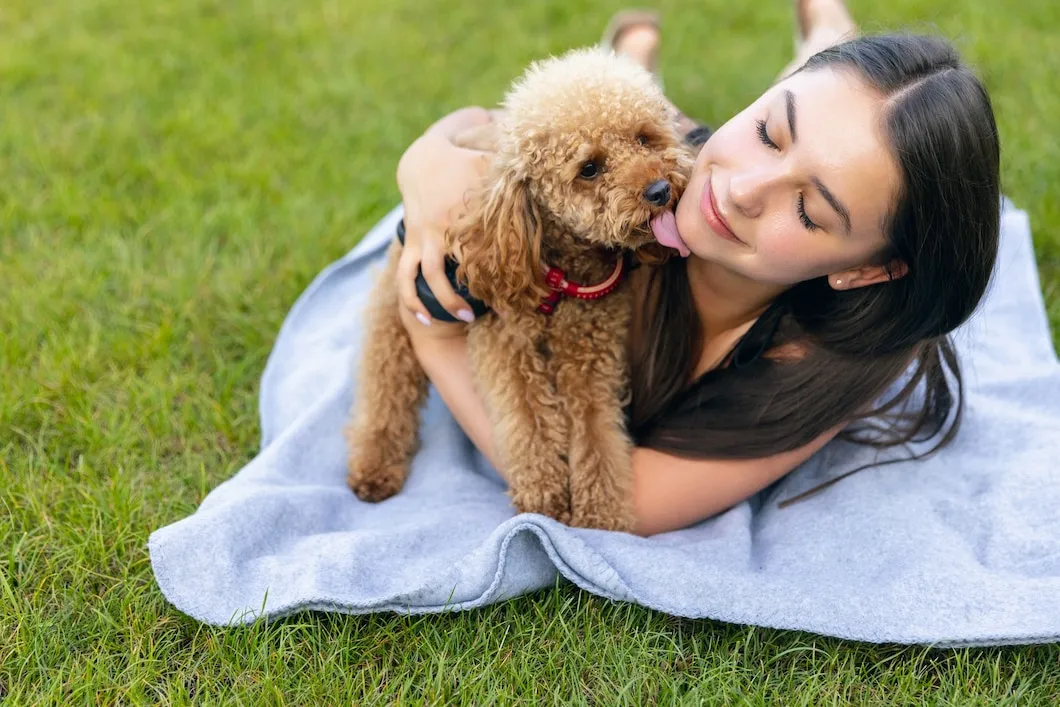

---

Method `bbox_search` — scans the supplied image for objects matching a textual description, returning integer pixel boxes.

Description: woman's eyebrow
[785,90,797,142]
[786,90,853,235]
[813,177,853,235]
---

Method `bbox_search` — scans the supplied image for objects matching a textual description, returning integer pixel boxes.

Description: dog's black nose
[643,180,671,206]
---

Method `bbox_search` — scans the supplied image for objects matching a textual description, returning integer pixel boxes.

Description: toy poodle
[345,47,692,531]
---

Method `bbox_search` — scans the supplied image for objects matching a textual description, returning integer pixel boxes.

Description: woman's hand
[396,106,495,325]
[397,297,468,346]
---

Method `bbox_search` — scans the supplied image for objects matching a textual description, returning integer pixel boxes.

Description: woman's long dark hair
[629,34,1001,503]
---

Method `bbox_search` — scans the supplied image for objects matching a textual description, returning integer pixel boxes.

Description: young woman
[389,0,1001,535]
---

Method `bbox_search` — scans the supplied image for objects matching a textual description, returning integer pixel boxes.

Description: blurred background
[1,0,1058,699]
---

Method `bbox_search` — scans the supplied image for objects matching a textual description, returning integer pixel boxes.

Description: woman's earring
[834,278,843,287]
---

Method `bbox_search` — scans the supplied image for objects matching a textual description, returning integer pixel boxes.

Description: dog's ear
[448,167,548,316]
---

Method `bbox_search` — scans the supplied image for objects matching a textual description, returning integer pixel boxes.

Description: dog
[345,48,692,531]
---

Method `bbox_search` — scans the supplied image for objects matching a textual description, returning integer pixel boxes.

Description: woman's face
[671,67,903,286]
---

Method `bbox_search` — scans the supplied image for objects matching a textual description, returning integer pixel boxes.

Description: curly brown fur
[347,48,692,531]
[345,240,430,501]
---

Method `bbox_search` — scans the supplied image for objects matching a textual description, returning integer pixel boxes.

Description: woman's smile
[700,174,747,246]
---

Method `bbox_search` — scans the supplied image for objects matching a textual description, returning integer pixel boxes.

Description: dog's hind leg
[345,241,429,501]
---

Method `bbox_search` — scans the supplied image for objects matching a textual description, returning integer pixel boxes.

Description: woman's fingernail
[415,312,432,327]
[456,309,475,323]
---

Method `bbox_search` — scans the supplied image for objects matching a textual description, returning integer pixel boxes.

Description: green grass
[2,0,1058,702]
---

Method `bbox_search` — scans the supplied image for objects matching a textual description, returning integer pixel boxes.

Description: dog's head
[449,48,693,313]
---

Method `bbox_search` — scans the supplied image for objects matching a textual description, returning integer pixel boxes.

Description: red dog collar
[537,257,627,315]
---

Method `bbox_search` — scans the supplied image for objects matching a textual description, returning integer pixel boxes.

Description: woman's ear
[829,259,909,290]
[447,167,547,315]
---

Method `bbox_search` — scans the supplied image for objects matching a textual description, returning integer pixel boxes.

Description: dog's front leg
[345,241,430,501]
[551,294,637,532]
[468,315,571,524]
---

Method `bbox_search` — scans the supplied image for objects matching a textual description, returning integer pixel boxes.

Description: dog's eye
[636,134,649,146]
[579,161,600,179]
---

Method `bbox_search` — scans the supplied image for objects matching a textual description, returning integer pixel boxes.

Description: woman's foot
[602,10,700,137]
[781,0,858,79]
[602,10,661,75]
[794,0,857,58]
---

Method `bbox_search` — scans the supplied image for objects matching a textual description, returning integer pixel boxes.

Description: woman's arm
[629,430,840,536]
[396,107,496,323]
[403,307,839,537]
[399,303,499,468]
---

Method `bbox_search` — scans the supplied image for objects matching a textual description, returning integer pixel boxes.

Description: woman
[391,0,1001,535]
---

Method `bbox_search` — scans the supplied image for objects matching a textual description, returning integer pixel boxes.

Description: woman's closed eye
[755,119,779,151]
[797,194,819,231]
[757,119,821,231]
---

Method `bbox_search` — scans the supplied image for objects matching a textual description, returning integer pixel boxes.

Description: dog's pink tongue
[650,210,690,258]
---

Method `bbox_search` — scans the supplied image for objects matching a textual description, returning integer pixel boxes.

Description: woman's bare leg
[610,0,859,137]
[609,18,698,136]
[779,0,859,79]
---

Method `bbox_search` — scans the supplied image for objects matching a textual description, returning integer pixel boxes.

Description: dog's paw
[347,466,404,506]
[510,487,572,525]
[346,456,408,502]
[569,503,636,533]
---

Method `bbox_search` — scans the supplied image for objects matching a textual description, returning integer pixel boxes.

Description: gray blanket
[149,199,1060,647]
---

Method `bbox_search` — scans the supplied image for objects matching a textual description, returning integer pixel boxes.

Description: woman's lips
[700,177,745,246]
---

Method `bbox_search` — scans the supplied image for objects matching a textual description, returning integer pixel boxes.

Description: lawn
[2,0,1058,702]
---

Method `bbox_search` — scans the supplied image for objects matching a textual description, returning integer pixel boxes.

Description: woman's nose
[727,166,779,219]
